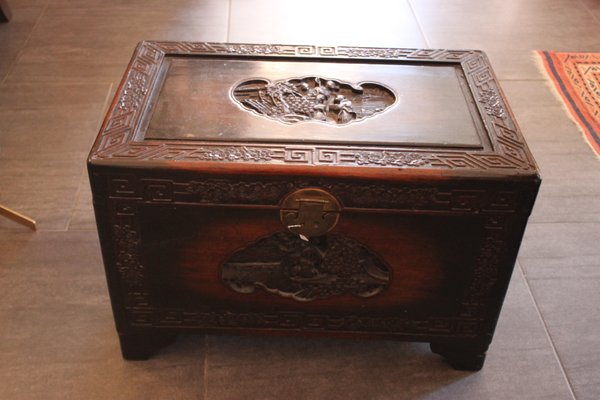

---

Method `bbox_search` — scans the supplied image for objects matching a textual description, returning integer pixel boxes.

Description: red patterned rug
[538,51,600,158]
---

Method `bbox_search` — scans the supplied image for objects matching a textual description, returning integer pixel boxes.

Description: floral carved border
[90,41,537,173]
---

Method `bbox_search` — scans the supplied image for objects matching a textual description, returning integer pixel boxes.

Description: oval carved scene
[231,76,396,125]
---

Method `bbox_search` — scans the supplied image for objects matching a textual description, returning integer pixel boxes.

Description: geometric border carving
[90,41,538,174]
[103,173,528,337]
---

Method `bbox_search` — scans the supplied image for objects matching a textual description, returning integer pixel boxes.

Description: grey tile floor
[0,0,599,398]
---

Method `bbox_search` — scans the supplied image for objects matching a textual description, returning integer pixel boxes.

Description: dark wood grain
[88,42,541,370]
[145,57,482,147]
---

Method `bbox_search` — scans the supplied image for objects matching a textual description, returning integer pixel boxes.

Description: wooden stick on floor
[0,204,37,230]
[0,0,12,23]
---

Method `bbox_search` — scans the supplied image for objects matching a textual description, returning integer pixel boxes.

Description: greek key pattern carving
[90,41,536,173]
[127,308,484,336]
[99,141,534,171]
[150,42,477,61]
[461,53,536,170]
[97,44,163,153]
[104,143,436,167]
[468,70,504,120]
[106,174,529,214]
[103,174,523,336]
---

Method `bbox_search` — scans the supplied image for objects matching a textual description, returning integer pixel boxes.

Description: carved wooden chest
[88,42,540,370]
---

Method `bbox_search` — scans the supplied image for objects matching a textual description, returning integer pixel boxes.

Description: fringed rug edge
[534,50,600,161]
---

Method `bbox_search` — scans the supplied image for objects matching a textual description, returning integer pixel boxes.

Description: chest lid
[89,41,538,180]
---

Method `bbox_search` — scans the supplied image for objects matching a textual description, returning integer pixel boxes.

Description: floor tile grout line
[577,0,600,26]
[226,0,232,42]
[520,256,600,262]
[66,173,87,232]
[406,0,430,48]
[527,220,600,225]
[66,83,113,232]
[1,2,50,85]
[203,335,208,399]
[518,262,578,400]
[499,78,550,82]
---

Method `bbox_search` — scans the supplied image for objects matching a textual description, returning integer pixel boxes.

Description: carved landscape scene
[231,76,396,125]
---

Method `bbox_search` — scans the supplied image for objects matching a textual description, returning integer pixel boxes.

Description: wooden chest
[88,42,540,370]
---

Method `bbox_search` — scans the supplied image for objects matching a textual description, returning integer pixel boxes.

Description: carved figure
[232,76,395,125]
[221,232,391,301]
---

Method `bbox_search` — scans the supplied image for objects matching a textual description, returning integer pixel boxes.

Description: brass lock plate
[280,188,341,240]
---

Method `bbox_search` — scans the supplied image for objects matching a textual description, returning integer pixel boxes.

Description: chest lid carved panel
[144,58,482,148]
[89,41,539,176]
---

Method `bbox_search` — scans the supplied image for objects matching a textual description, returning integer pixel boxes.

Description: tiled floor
[1,0,599,398]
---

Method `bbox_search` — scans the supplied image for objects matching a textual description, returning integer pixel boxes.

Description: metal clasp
[280,188,341,240]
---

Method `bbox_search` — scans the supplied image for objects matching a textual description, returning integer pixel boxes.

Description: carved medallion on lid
[231,76,396,125]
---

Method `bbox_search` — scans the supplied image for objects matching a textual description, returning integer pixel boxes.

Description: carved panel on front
[221,232,391,302]
[102,173,521,337]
